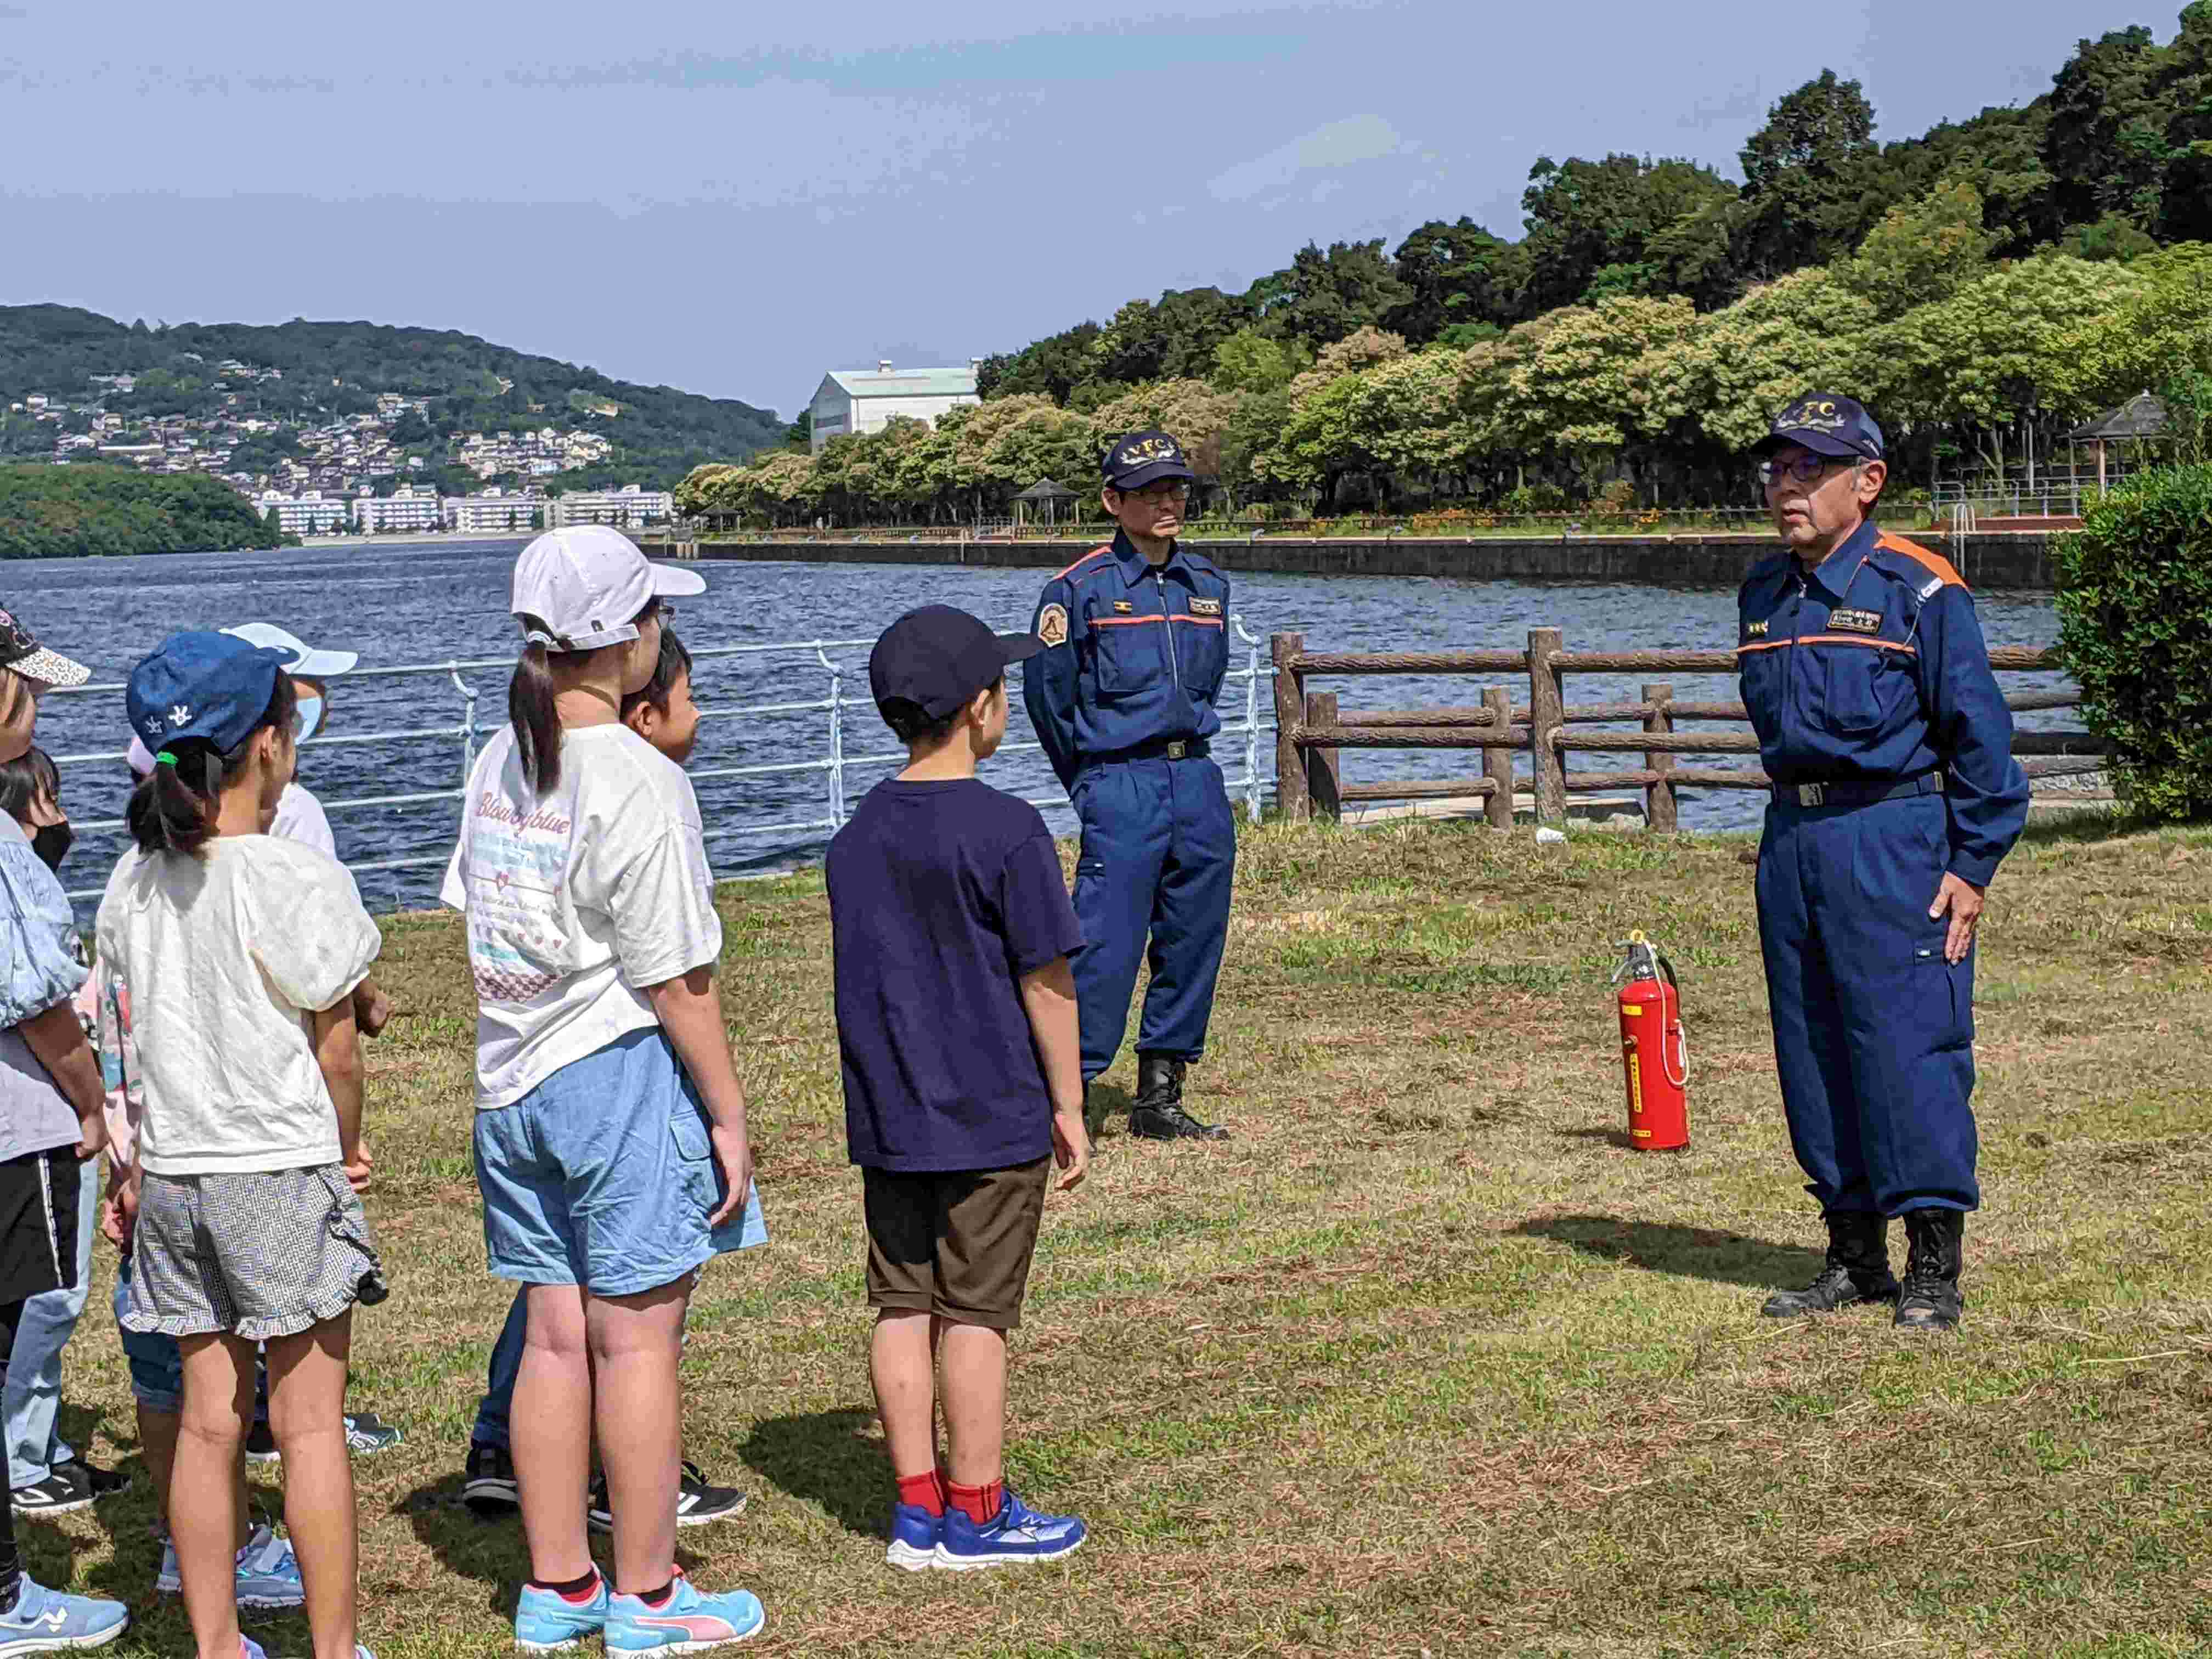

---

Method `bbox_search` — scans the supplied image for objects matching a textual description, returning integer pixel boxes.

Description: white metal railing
[48,618,1279,906]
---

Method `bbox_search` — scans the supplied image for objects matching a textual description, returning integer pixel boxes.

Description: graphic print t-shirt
[441,723,721,1109]
[825,778,1084,1172]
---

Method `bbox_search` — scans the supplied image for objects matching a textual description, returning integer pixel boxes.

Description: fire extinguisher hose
[1655,948,1690,1091]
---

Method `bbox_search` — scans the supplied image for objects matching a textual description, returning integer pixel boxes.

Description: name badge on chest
[1190,597,1222,616]
[1827,607,1883,635]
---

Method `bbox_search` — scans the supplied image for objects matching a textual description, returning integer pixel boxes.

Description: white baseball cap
[221,622,359,679]
[511,526,705,652]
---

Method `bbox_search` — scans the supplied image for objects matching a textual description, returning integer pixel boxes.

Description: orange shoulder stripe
[1875,533,1966,592]
[1735,635,1918,657]
[1056,545,1114,580]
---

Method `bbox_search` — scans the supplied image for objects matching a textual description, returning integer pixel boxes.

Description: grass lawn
[31,814,2212,1658]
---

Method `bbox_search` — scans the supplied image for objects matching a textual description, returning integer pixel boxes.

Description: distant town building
[545,484,674,530]
[808,359,981,454]
[253,489,352,536]
[354,485,444,535]
[446,487,544,534]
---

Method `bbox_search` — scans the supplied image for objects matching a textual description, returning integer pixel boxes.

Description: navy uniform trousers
[1754,787,1979,1216]
[1070,755,1237,1081]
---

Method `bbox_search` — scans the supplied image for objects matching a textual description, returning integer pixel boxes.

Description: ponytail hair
[126,673,296,857]
[510,628,563,796]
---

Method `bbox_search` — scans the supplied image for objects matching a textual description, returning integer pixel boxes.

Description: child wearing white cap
[443,527,765,1652]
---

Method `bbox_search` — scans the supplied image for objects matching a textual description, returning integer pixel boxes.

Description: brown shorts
[861,1157,1051,1330]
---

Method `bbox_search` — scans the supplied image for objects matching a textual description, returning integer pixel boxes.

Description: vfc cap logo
[1117,436,1182,467]
[1778,398,1847,432]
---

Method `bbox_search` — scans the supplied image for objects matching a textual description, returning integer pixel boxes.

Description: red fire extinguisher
[1611,931,1688,1150]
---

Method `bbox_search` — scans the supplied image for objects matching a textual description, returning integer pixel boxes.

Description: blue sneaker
[155,1524,306,1610]
[884,1503,939,1572]
[936,1491,1086,1570]
[515,1574,610,1654]
[0,1576,129,1655]
[604,1573,764,1653]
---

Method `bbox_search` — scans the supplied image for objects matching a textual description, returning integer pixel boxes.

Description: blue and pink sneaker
[603,1572,763,1653]
[885,1503,940,1572]
[514,1573,609,1654]
[936,1491,1086,1570]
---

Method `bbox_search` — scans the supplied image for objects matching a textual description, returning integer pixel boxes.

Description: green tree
[1385,218,1525,341]
[1842,180,1999,312]
[1735,70,1879,278]
[1246,241,1412,347]
[1516,154,1736,315]
[1210,328,1311,393]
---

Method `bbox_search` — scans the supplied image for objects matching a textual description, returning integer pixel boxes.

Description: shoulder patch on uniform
[1918,576,1943,600]
[1190,596,1222,615]
[1037,603,1068,647]
[1829,607,1882,634]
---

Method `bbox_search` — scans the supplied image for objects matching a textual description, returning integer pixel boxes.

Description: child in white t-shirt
[442,527,763,1652]
[98,632,382,1659]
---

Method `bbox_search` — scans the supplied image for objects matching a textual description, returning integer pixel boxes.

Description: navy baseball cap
[126,631,292,757]
[869,606,1043,721]
[1102,430,1196,492]
[1755,392,1885,460]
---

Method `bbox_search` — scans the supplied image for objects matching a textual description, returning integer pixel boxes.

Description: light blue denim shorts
[112,1259,184,1414]
[473,1029,765,1297]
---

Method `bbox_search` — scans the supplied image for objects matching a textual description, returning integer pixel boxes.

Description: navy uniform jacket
[1737,516,2031,887]
[1024,531,1231,790]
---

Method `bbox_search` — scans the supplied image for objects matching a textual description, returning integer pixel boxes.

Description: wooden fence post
[1643,682,1677,832]
[1271,631,1308,822]
[1304,691,1342,819]
[1527,627,1566,825]
[1481,684,1515,829]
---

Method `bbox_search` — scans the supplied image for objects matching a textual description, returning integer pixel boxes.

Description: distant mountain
[0,306,785,492]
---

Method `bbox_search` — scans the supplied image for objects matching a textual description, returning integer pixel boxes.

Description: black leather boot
[1760,1212,1899,1317]
[1895,1209,1965,1331]
[1127,1052,1229,1141]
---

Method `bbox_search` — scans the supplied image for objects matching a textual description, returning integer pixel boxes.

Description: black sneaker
[588,1461,747,1533]
[12,1463,94,1516]
[61,1459,129,1502]
[245,1412,405,1464]
[459,1443,518,1517]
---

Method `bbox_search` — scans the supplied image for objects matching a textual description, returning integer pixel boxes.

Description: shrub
[2053,464,2212,822]
[1502,483,1571,514]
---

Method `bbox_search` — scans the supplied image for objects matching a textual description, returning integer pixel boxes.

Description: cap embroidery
[168,704,191,727]
[1777,398,1847,432]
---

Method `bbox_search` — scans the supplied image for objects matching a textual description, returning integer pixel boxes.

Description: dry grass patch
[23,814,2212,1657]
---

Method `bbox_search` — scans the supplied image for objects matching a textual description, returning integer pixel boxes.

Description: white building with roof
[445,488,544,534]
[809,360,981,453]
[252,490,352,536]
[354,485,445,535]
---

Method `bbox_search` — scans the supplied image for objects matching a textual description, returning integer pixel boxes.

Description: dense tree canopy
[0,464,292,558]
[702,7,2212,524]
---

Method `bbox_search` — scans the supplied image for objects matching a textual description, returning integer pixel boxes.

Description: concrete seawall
[646,531,2058,589]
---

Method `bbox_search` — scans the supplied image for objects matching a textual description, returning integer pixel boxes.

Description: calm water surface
[4,538,2067,916]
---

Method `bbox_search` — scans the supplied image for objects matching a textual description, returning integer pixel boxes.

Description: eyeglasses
[1757,455,1858,490]
[1122,483,1190,504]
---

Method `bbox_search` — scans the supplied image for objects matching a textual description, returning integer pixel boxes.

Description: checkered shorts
[123,1164,383,1342]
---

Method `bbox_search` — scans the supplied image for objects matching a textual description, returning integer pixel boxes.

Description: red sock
[895,1471,944,1516]
[946,1477,1004,1526]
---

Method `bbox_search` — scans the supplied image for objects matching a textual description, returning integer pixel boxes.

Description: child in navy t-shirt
[825,605,1091,1572]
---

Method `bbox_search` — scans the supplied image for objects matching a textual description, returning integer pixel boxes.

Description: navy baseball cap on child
[1754,393,1886,460]
[869,606,1043,721]
[126,631,291,757]
[1102,430,1196,492]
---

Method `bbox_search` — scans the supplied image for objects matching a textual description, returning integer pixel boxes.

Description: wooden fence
[1269,629,2109,828]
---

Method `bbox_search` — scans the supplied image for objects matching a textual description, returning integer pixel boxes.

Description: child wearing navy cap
[826,605,1091,1571]
[98,631,383,1659]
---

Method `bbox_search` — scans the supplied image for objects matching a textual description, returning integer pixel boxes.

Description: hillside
[0,462,290,559]
[0,308,785,496]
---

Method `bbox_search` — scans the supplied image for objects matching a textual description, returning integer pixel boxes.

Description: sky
[0,0,2166,420]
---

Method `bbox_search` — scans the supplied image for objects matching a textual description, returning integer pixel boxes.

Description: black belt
[1772,770,1944,809]
[1097,737,1210,765]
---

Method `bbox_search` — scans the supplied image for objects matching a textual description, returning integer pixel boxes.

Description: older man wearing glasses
[1739,393,2029,1333]
[1023,430,1235,1144]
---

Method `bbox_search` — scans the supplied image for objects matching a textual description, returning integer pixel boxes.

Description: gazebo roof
[2067,392,2170,442]
[1013,477,1080,501]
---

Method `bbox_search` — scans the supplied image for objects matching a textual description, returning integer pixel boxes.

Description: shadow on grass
[737,1407,886,1538]
[1086,1082,1132,1141]
[394,1481,534,1618]
[1555,1126,1640,1151]
[1514,1214,1821,1290]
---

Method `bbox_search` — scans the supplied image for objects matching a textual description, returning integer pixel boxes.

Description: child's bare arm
[312,996,368,1189]
[19,1001,106,1159]
[1018,955,1089,1192]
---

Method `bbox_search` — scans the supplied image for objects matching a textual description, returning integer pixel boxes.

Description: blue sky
[0,0,2157,418]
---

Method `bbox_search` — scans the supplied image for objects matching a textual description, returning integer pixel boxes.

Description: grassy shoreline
[33,816,2212,1657]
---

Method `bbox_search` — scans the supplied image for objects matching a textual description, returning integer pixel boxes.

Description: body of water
[4,538,2069,917]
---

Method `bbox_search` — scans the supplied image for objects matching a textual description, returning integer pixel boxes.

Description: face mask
[294,696,325,744]
[31,821,71,873]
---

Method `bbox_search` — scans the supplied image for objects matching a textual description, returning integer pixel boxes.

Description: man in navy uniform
[1024,431,1235,1143]
[1739,393,2030,1331]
